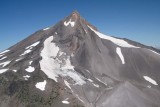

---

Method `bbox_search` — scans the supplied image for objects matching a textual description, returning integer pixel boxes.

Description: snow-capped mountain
[0,11,160,107]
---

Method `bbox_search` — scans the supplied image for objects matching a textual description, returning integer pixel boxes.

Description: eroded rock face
[0,11,160,107]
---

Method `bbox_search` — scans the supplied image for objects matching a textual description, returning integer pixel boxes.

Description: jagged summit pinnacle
[71,10,80,18]
[65,10,80,22]
[64,11,98,31]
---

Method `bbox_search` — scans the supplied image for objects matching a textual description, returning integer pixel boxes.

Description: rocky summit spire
[64,10,98,31]
[71,10,80,19]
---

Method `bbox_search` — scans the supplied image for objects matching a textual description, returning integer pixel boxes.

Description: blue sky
[0,0,160,51]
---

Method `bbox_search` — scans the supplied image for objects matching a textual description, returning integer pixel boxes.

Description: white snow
[40,36,60,82]
[13,70,17,72]
[149,50,160,56]
[93,83,100,88]
[116,47,125,64]
[35,80,47,91]
[75,94,84,103]
[0,61,11,67]
[23,75,30,80]
[62,98,70,104]
[61,57,74,70]
[0,50,10,55]
[29,61,33,65]
[40,36,86,85]
[0,56,7,60]
[20,49,32,56]
[59,51,64,56]
[88,26,139,48]
[25,66,35,72]
[143,76,158,85]
[26,41,40,49]
[96,78,107,86]
[0,69,8,74]
[15,58,23,62]
[87,79,93,82]
[43,27,50,30]
[84,29,88,34]
[64,80,71,89]
[64,19,75,27]
[60,69,86,85]
[62,100,70,104]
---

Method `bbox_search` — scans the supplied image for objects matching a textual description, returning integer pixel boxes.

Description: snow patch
[13,70,17,72]
[62,98,70,104]
[43,27,50,30]
[87,79,93,82]
[25,66,35,72]
[20,49,32,56]
[93,83,99,88]
[0,56,7,60]
[40,36,85,85]
[116,47,125,64]
[23,75,30,80]
[29,61,33,65]
[26,41,40,49]
[35,80,46,91]
[88,26,139,48]
[0,50,10,55]
[75,94,84,103]
[64,19,75,27]
[149,50,160,56]
[15,58,23,62]
[62,100,70,104]
[0,69,8,74]
[64,80,71,89]
[0,61,11,67]
[96,78,107,86]
[143,76,158,85]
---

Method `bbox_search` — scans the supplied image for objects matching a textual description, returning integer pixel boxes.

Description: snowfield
[0,69,8,74]
[0,50,10,55]
[88,26,139,48]
[0,56,7,60]
[0,61,11,67]
[40,36,86,85]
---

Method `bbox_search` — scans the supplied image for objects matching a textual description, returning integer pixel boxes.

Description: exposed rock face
[0,11,160,107]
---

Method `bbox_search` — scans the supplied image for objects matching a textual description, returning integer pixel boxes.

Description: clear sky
[0,0,160,51]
